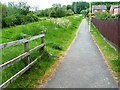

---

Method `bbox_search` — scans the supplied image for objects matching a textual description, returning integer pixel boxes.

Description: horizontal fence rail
[0,44,44,71]
[0,55,41,89]
[91,18,120,51]
[0,31,45,89]
[0,34,45,49]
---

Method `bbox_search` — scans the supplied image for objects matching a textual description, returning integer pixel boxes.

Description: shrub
[116,14,120,18]
[81,10,87,16]
[95,12,111,20]
[66,9,74,16]
[4,15,17,27]
[95,12,120,20]
[22,13,39,24]
[15,14,24,25]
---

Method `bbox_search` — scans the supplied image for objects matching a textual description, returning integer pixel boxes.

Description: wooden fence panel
[91,18,120,51]
[0,55,41,89]
[0,44,44,70]
[0,31,45,89]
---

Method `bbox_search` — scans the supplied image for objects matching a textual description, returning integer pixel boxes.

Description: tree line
[1,2,39,28]
[38,4,74,18]
[1,1,89,28]
[38,2,89,17]
[1,1,119,28]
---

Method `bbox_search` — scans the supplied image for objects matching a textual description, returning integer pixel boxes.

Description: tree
[67,5,72,10]
[72,2,77,14]
[1,1,39,28]
[18,2,30,15]
[72,2,89,14]
[1,3,8,27]
[1,3,7,17]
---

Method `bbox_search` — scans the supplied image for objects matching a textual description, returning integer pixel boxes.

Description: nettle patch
[50,18,71,28]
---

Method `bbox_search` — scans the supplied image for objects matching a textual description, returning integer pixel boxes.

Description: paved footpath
[44,19,118,88]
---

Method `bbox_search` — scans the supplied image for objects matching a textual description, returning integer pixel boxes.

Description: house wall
[110,7,120,15]
[114,8,120,15]
[110,8,114,14]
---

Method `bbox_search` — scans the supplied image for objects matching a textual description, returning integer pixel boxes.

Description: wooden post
[41,31,45,51]
[23,34,30,65]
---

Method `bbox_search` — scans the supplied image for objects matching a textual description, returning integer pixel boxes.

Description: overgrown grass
[89,21,120,83]
[1,14,83,88]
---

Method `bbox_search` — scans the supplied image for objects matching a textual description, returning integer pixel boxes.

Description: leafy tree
[49,8,56,17]
[72,2,77,14]
[1,1,39,28]
[4,15,17,27]
[18,2,30,15]
[71,2,89,14]
[22,13,39,24]
[0,3,7,17]
[66,5,72,10]
[1,3,8,27]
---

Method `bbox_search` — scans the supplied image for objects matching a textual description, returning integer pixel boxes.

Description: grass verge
[1,14,83,88]
[89,20,120,84]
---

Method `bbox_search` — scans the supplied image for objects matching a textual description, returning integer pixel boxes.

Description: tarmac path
[44,19,118,88]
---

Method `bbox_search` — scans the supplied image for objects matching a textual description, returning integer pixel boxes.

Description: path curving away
[44,19,118,88]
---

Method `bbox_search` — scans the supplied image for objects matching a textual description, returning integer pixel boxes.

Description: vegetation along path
[43,19,118,88]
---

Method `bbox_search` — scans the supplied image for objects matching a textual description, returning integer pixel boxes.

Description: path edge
[88,21,119,85]
[36,20,83,88]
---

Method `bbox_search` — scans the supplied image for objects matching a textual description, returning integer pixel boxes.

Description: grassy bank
[1,14,83,88]
[89,21,120,83]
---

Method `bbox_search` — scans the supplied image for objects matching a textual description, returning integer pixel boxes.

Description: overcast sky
[1,0,119,10]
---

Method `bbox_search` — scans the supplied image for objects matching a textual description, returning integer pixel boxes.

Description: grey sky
[1,0,119,10]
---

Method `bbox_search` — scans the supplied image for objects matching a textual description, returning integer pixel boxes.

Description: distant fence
[0,31,45,89]
[91,18,120,51]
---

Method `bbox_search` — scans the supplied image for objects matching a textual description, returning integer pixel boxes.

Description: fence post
[41,31,45,51]
[23,34,30,65]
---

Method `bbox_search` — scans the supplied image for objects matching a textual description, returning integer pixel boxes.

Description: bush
[2,12,39,27]
[15,14,24,25]
[49,9,56,17]
[21,13,39,24]
[4,15,17,27]
[81,10,87,16]
[116,14,120,18]
[95,12,120,20]
[66,9,74,16]
[95,12,110,20]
